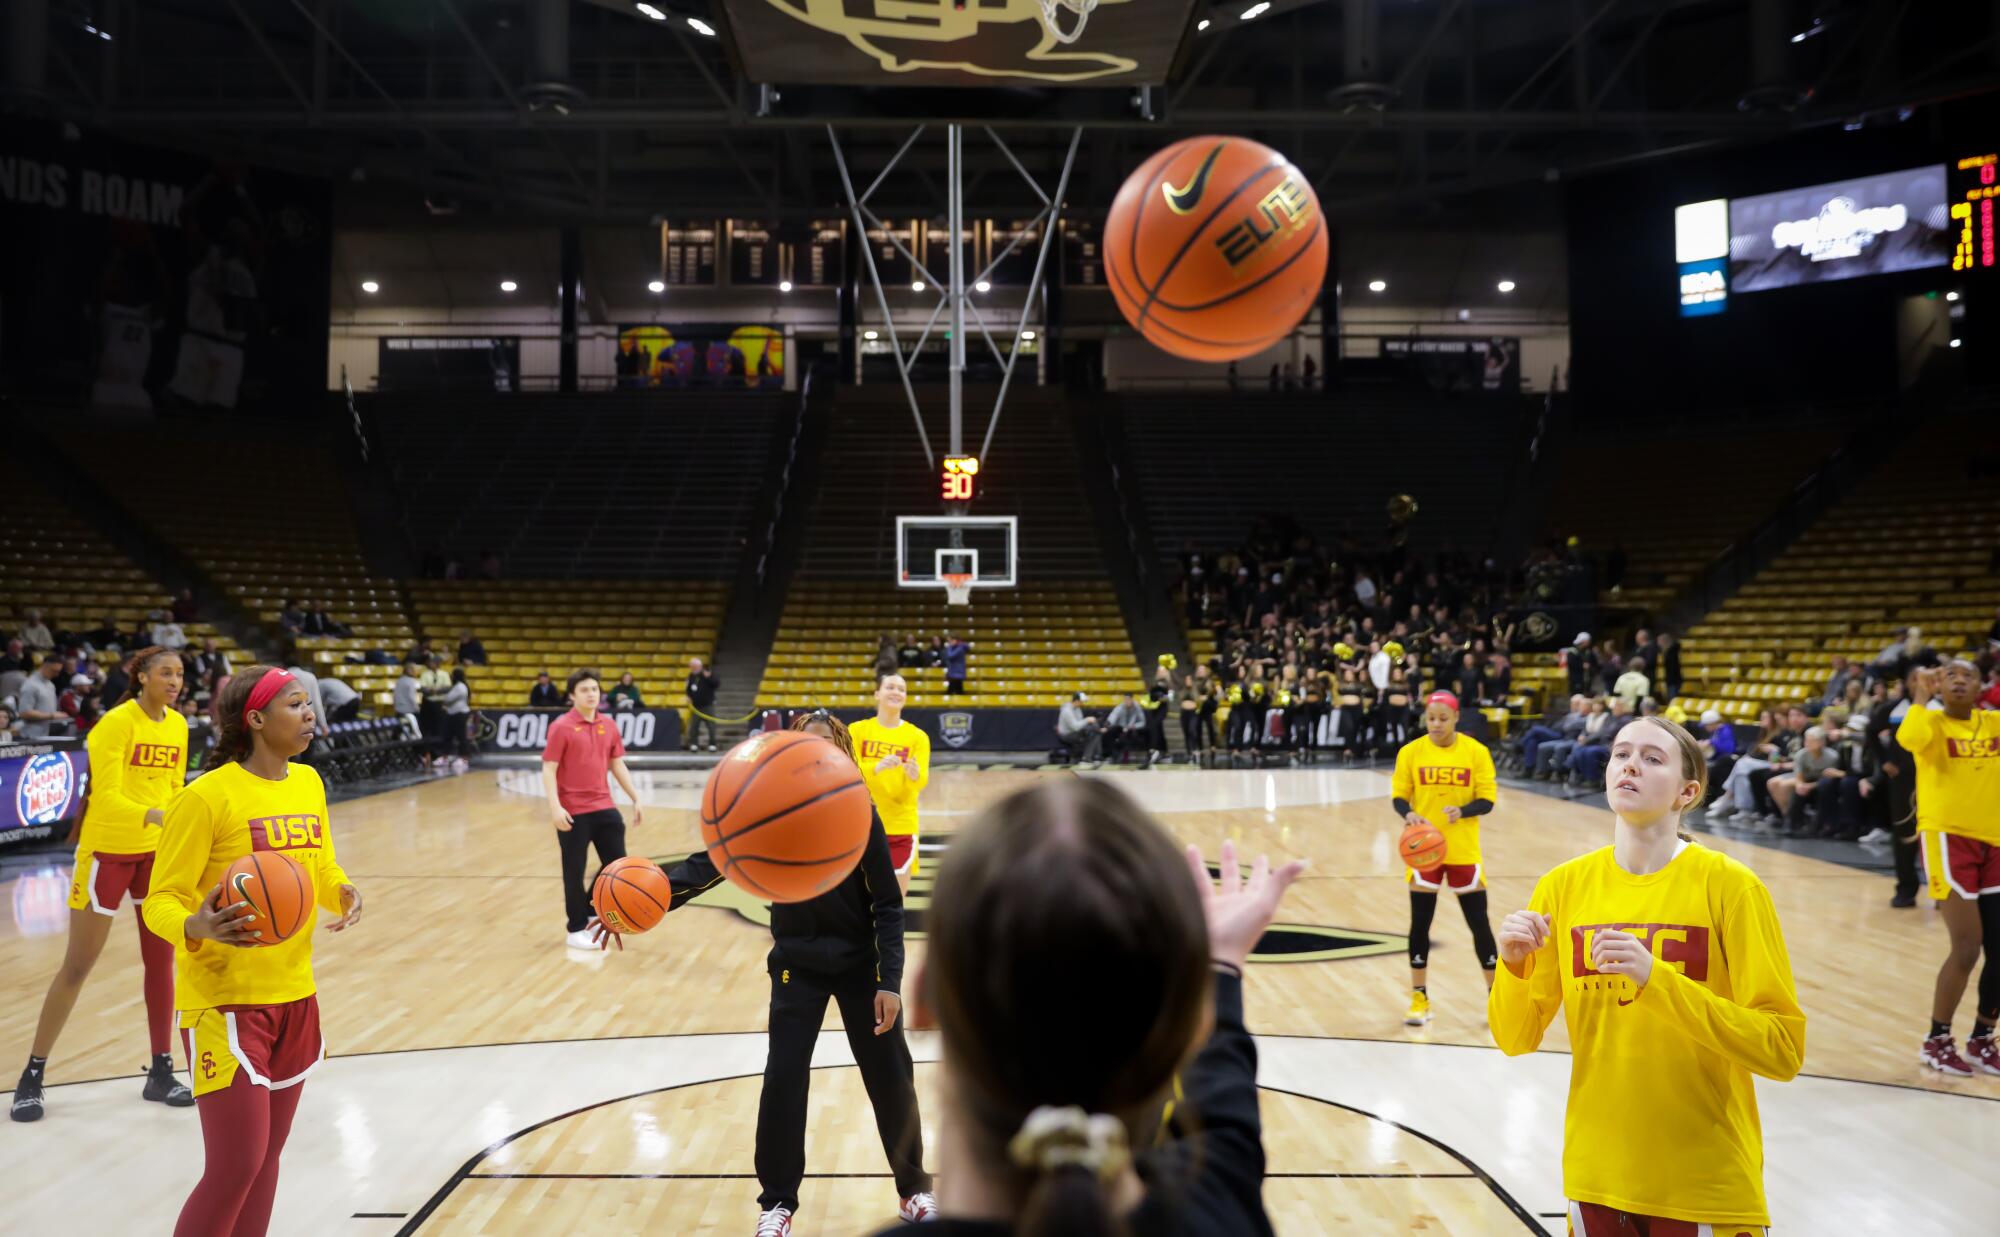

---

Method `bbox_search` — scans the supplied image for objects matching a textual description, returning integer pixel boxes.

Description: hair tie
[242,668,296,725]
[1007,1106,1130,1181]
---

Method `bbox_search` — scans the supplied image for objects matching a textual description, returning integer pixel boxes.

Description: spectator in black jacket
[1563,633,1599,697]
[596,711,934,1230]
[1657,632,1683,703]
[684,657,720,751]
[528,671,563,708]
[457,631,488,666]
[867,777,1300,1237]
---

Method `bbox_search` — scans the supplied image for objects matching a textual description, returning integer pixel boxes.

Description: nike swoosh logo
[1616,997,1635,1006]
[1161,143,1225,215]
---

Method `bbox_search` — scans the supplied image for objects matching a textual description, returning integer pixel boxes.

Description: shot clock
[941,454,980,502]
[1950,152,1998,273]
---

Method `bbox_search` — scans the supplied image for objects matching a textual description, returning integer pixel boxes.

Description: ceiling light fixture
[1367,279,1387,293]
[1241,3,1269,19]
[360,280,379,294]
[864,329,879,340]
[687,17,716,36]
[499,279,518,293]
[1497,279,1516,293]
[779,280,794,292]
[912,280,926,292]
[974,279,991,292]
[648,279,666,293]
[635,3,666,19]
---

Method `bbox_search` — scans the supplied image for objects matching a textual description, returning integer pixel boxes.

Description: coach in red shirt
[541,669,646,949]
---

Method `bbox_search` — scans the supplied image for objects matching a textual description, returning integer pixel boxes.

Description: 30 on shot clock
[1950,152,1998,272]
[941,455,980,502]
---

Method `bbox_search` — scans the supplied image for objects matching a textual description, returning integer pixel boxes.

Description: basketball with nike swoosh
[1105,135,1328,361]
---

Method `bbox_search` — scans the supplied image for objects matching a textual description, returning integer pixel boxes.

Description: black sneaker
[142,1062,194,1107]
[1890,891,1918,909]
[10,1071,44,1122]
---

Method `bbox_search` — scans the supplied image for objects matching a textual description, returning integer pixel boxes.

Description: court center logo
[16,754,76,827]
[757,0,1139,82]
[938,711,975,750]
[658,840,1404,964]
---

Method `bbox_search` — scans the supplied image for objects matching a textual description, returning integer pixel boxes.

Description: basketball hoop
[943,573,975,606]
[1037,0,1098,44]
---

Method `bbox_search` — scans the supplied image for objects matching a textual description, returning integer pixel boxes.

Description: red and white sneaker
[899,1191,939,1222]
[754,1206,792,1236]
[1920,1033,1974,1077]
[1965,1035,2000,1077]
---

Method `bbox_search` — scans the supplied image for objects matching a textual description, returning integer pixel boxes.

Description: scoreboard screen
[1950,152,1998,272]
[660,220,719,286]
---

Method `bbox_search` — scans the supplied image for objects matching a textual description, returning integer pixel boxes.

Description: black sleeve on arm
[859,812,906,994]
[1148,970,1275,1236]
[1391,797,1413,818]
[663,852,726,911]
[1459,798,1494,818]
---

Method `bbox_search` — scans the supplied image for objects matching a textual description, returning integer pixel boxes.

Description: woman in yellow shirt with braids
[141,666,364,1237]
[1490,715,1804,1236]
[14,647,193,1121]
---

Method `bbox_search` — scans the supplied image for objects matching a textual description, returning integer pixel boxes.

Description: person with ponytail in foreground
[870,778,1302,1237]
[141,666,364,1237]
[1490,716,1805,1236]
[13,647,193,1121]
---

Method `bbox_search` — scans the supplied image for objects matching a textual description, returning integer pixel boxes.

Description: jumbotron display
[1673,158,1971,316]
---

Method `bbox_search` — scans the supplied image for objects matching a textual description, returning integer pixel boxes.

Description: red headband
[242,668,296,725]
[1426,690,1460,713]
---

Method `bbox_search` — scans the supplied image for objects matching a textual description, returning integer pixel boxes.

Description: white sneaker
[564,929,598,951]
[1858,828,1891,845]
[898,1191,938,1222]
[451,757,469,773]
[707,744,719,752]
[755,1206,793,1236]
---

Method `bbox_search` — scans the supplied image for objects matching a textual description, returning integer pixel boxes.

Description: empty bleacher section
[756,387,1143,714]
[1,475,250,677]
[1669,411,1998,721]
[403,580,726,719]
[1121,390,1531,570]
[366,392,785,578]
[1538,415,1848,614]
[56,421,413,694]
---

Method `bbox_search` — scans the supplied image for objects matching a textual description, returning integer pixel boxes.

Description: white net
[943,573,974,606]
[1036,0,1098,44]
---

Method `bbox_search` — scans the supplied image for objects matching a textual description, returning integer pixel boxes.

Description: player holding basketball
[1392,690,1499,1026]
[13,647,193,1120]
[543,668,645,950]
[594,711,935,1234]
[850,673,929,896]
[1490,716,1804,1237]
[141,666,364,1237]
[1901,661,2000,1076]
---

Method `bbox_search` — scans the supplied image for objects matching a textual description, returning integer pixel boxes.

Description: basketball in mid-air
[1105,135,1328,362]
[700,731,873,904]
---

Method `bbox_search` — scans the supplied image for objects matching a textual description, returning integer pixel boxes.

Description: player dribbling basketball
[1491,716,1804,1236]
[141,667,364,1237]
[850,674,929,897]
[1392,690,1499,1026]
[593,711,934,1235]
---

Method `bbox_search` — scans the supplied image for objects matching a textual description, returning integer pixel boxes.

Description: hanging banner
[617,323,785,389]
[378,337,520,392]
[0,117,331,414]
[1379,336,1522,394]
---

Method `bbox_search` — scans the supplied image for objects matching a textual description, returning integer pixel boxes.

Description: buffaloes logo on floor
[655,840,1403,964]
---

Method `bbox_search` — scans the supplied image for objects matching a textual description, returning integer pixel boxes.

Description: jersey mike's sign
[0,742,89,848]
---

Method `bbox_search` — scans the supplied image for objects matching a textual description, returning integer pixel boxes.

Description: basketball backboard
[897,515,1017,590]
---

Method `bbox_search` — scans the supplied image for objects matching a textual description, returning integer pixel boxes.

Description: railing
[755,362,820,588]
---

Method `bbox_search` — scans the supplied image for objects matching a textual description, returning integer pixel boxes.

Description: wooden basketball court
[2,764,1995,1234]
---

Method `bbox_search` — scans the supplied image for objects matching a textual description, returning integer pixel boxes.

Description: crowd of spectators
[1152,520,1521,763]
[870,632,971,694]
[0,601,232,744]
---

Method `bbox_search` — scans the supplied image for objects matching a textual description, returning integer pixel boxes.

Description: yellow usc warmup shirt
[1489,843,1805,1228]
[142,762,353,1010]
[80,699,189,854]
[849,717,929,838]
[1897,707,2000,844]
[1391,733,1498,866]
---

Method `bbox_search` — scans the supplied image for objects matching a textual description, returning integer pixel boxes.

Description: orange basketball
[1104,135,1328,362]
[221,851,312,947]
[1398,821,1448,871]
[701,731,872,904]
[593,855,672,934]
